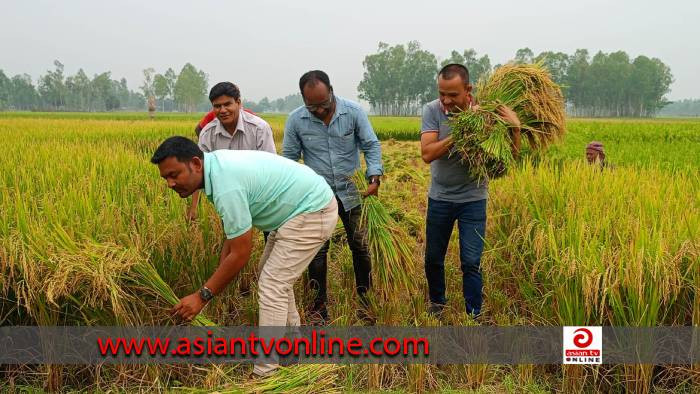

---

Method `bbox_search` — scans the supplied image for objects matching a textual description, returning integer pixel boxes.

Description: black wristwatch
[199,286,214,302]
[369,176,381,186]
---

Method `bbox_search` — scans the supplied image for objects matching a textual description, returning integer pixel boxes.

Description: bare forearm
[510,127,521,159]
[206,248,250,295]
[218,239,231,264]
[421,135,453,163]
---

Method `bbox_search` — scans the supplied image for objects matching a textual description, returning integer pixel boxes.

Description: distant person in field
[151,136,337,377]
[420,63,521,320]
[147,96,156,120]
[188,82,276,222]
[282,70,383,324]
[586,141,607,167]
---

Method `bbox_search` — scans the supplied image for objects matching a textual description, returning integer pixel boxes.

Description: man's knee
[346,227,369,253]
[258,272,291,303]
[460,255,481,273]
[425,239,449,265]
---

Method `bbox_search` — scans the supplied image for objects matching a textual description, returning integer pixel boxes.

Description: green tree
[127,90,146,110]
[115,78,131,111]
[0,70,10,110]
[534,51,570,86]
[65,68,91,110]
[10,74,39,110]
[164,68,177,111]
[174,63,208,112]
[140,67,156,99]
[565,49,590,116]
[359,41,437,115]
[279,93,303,112]
[629,56,673,116]
[402,41,438,115]
[244,96,273,113]
[442,50,466,67]
[441,49,492,86]
[514,47,534,64]
[658,99,700,116]
[358,42,395,115]
[587,51,633,116]
[258,97,271,112]
[90,72,120,111]
[463,49,492,86]
[38,60,67,110]
[153,73,170,111]
[562,49,672,117]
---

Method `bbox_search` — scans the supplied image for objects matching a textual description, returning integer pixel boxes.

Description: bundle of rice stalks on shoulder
[351,172,418,299]
[450,63,566,180]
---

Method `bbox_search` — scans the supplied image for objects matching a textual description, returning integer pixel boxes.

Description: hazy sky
[2,0,698,102]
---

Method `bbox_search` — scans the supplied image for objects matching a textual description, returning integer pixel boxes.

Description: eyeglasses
[305,93,335,112]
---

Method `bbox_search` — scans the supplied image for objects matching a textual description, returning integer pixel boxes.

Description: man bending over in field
[151,136,337,376]
[188,82,276,222]
[420,63,521,320]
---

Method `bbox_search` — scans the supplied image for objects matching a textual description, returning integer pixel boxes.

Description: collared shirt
[203,150,334,239]
[198,109,276,153]
[282,96,383,211]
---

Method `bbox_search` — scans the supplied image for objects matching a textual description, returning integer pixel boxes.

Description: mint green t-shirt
[203,150,334,239]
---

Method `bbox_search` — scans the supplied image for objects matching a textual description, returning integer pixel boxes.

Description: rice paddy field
[0,111,699,393]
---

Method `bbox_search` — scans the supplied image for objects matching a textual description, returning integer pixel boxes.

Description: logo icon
[563,326,602,364]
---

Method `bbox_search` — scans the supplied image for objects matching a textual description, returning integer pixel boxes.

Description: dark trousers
[424,197,487,315]
[308,196,371,309]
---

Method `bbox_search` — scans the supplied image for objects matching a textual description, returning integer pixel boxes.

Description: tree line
[0,61,144,111]
[243,93,303,114]
[0,61,211,112]
[358,42,675,117]
[140,64,209,113]
[0,45,683,117]
[657,99,700,117]
[0,60,302,114]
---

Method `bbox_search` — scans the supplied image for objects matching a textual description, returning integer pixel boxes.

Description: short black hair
[209,82,241,102]
[299,70,332,96]
[150,136,204,165]
[438,63,470,84]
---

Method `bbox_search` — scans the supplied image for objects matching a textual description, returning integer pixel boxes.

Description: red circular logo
[573,328,593,348]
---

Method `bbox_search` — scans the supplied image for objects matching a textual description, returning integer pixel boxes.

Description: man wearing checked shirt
[283,70,383,324]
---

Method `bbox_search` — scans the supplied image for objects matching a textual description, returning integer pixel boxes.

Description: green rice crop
[0,113,698,393]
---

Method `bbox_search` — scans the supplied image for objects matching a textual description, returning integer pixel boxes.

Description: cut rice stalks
[236,364,341,394]
[351,172,418,300]
[450,62,566,181]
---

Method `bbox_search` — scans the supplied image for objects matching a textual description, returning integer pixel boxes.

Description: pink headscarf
[586,141,605,161]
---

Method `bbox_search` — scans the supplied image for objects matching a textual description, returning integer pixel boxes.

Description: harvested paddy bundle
[351,173,418,300]
[450,63,566,180]
[128,260,215,326]
[238,364,341,394]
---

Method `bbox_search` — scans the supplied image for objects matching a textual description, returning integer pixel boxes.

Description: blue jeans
[424,197,487,315]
